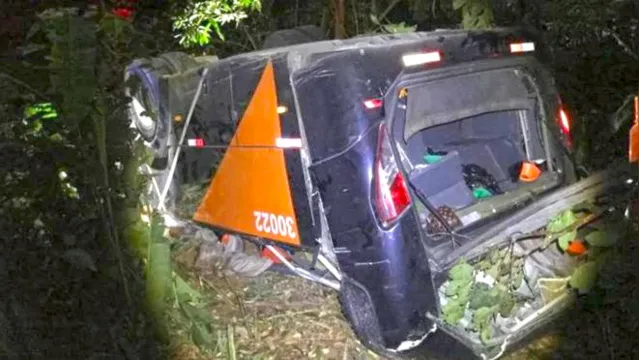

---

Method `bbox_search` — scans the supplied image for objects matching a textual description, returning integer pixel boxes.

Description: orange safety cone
[519,161,542,183]
[566,239,587,256]
[261,246,292,264]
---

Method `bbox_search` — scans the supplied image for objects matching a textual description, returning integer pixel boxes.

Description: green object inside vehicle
[424,154,443,164]
[473,187,492,199]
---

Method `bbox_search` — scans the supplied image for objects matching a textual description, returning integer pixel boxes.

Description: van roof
[216,27,539,71]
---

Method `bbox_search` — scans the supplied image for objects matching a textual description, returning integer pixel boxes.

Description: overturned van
[126,28,633,359]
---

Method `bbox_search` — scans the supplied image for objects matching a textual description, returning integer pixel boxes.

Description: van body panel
[139,27,593,357]
[309,124,438,349]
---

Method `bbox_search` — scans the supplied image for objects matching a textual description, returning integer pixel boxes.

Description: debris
[193,229,273,277]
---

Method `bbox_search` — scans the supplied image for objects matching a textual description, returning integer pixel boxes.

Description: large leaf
[457,282,472,305]
[442,299,466,325]
[446,260,474,297]
[569,261,601,294]
[472,306,495,332]
[585,229,619,247]
[558,230,578,251]
[547,210,578,233]
[449,260,474,282]
[469,283,497,310]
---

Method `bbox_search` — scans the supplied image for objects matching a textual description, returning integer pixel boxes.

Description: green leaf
[449,260,474,282]
[469,283,500,310]
[569,261,601,294]
[547,210,578,233]
[446,260,473,297]
[442,299,466,325]
[445,279,465,296]
[558,230,577,251]
[457,282,472,305]
[585,229,619,247]
[472,305,498,343]
[472,306,495,332]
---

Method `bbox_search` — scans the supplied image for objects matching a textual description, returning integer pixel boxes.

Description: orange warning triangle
[193,61,300,246]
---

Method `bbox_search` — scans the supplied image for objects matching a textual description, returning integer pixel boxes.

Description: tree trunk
[333,0,346,39]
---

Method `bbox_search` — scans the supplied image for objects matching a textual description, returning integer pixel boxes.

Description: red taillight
[559,108,570,134]
[509,42,535,53]
[557,107,572,149]
[364,98,383,110]
[187,138,205,148]
[374,123,411,226]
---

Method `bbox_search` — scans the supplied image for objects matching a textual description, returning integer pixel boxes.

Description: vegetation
[0,0,637,359]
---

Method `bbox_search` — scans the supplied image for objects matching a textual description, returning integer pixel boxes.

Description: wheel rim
[127,74,157,141]
[131,96,156,135]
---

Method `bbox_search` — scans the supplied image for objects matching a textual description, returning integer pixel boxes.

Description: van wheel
[262,25,326,49]
[338,277,407,359]
[126,53,200,214]
[125,52,199,145]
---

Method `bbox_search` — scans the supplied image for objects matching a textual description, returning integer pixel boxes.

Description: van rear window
[404,69,535,141]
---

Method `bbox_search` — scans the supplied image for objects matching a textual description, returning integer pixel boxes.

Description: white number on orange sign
[253,211,296,239]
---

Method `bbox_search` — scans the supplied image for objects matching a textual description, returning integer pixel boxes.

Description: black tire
[125,53,201,214]
[125,52,199,144]
[262,25,326,49]
[338,277,408,360]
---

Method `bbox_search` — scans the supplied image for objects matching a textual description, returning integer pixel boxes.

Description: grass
[170,239,376,360]
[163,218,639,360]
